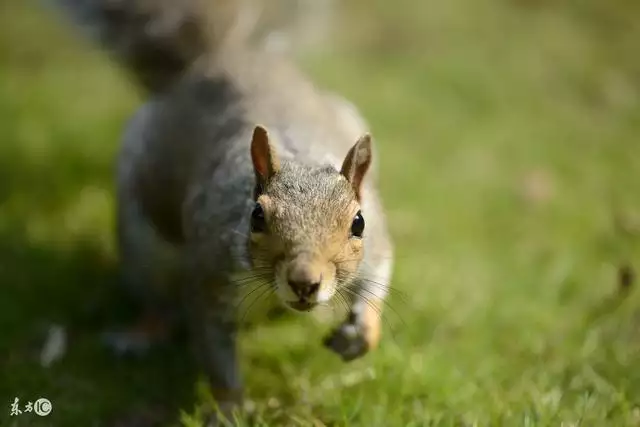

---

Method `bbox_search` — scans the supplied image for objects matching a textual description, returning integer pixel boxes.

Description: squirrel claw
[323,321,369,362]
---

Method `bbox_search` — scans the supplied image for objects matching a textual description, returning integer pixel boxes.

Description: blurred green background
[1,0,640,425]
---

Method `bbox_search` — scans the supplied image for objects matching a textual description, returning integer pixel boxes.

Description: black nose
[287,257,322,299]
[288,280,320,299]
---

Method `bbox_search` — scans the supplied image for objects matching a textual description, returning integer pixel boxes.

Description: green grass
[2,0,640,425]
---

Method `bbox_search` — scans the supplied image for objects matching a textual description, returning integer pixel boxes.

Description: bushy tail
[47,0,258,93]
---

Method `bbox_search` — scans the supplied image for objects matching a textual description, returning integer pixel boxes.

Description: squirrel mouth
[286,301,318,312]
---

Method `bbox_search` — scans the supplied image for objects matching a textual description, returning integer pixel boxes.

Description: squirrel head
[247,125,372,312]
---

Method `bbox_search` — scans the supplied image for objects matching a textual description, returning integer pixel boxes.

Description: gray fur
[118,49,394,401]
[51,0,394,415]
[46,0,251,92]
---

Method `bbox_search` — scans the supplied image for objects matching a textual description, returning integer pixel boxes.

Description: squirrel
[50,0,394,421]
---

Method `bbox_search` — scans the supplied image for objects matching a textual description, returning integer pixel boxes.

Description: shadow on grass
[0,151,197,427]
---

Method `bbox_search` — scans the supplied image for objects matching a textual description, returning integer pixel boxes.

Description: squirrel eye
[251,203,266,233]
[351,210,365,238]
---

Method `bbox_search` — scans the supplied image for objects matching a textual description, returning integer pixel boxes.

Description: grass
[1,0,640,425]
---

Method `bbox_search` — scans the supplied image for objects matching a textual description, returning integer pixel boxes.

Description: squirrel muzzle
[276,253,337,312]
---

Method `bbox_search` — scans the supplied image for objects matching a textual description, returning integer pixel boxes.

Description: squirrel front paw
[322,318,374,362]
[323,321,368,362]
[324,306,382,362]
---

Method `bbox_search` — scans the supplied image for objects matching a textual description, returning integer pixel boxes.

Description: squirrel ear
[250,125,281,188]
[340,133,372,200]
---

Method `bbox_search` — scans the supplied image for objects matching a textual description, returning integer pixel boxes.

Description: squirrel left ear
[251,125,281,193]
[340,133,372,200]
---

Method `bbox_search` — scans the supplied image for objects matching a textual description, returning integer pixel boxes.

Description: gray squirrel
[50,0,394,421]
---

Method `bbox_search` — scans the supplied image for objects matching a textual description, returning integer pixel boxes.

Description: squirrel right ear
[250,125,281,192]
[340,133,372,200]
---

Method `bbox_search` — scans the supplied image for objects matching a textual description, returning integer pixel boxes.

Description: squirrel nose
[287,261,322,299]
[288,280,320,299]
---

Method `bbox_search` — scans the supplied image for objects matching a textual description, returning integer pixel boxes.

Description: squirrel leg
[200,320,243,425]
[102,307,177,357]
[105,180,183,357]
[324,257,392,362]
[184,278,244,425]
[323,295,383,362]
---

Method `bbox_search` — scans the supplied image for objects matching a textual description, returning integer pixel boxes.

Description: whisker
[354,280,408,304]
[340,283,406,329]
[227,268,274,279]
[338,286,401,345]
[346,284,407,329]
[228,272,273,285]
[337,271,408,303]
[233,282,271,313]
[333,288,351,316]
[222,276,274,291]
[239,284,275,325]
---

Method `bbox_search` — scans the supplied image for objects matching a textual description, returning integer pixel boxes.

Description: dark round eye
[351,210,365,238]
[251,203,266,233]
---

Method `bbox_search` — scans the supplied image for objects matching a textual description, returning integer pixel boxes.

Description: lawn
[1,0,640,426]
